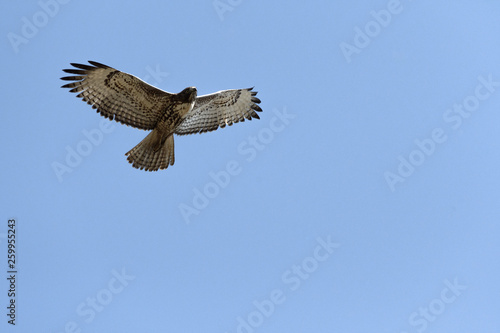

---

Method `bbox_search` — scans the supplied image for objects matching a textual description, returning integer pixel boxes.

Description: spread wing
[61,61,174,130]
[174,88,262,135]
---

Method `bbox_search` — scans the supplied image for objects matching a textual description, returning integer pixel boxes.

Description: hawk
[61,61,262,171]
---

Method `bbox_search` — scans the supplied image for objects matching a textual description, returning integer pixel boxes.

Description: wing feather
[61,61,173,130]
[174,88,262,135]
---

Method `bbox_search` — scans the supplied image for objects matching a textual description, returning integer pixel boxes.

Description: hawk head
[174,86,197,119]
[178,86,197,104]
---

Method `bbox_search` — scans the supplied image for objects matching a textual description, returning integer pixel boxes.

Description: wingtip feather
[88,60,110,68]
[252,104,262,112]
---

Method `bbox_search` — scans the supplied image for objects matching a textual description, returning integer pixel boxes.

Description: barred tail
[125,130,175,171]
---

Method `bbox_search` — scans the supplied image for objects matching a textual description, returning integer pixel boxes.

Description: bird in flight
[61,61,262,171]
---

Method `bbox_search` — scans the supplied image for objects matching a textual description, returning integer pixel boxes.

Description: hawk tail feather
[125,130,175,171]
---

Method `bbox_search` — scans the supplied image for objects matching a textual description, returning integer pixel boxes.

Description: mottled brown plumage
[61,61,262,171]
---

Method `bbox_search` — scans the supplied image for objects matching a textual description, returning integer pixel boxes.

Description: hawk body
[61,61,262,171]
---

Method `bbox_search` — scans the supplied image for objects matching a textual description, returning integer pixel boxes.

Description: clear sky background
[1,1,500,332]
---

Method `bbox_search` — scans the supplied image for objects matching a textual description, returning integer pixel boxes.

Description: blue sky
[1,0,500,332]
